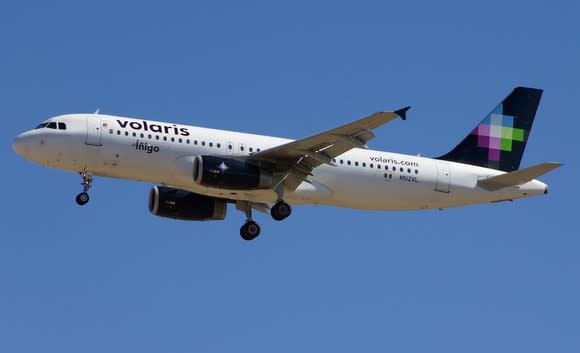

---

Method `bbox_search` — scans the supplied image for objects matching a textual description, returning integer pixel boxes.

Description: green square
[512,128,525,141]
[501,127,513,139]
[500,138,513,151]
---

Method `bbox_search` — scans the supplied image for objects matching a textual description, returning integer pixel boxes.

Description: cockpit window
[58,122,67,130]
[47,122,57,129]
[35,123,48,129]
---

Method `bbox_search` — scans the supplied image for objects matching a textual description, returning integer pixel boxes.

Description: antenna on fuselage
[94,108,100,114]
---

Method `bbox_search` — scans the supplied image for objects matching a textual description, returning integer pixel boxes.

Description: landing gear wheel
[271,201,292,221]
[76,192,89,206]
[240,221,261,241]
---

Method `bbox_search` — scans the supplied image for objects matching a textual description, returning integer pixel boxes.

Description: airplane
[13,87,561,240]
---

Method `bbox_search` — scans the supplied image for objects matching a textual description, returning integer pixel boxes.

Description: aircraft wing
[250,107,410,190]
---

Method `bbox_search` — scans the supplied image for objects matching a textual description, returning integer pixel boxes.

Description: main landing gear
[270,185,292,221]
[236,201,262,241]
[270,201,292,221]
[236,200,292,241]
[75,171,93,206]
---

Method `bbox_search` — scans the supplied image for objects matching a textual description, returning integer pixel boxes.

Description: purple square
[477,135,490,148]
[489,137,500,149]
[488,149,500,161]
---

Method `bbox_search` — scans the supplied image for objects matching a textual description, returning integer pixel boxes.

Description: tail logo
[471,104,525,161]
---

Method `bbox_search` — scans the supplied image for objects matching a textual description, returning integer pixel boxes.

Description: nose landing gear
[75,171,93,206]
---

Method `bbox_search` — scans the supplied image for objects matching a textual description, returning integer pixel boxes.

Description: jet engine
[192,155,273,190]
[148,186,227,221]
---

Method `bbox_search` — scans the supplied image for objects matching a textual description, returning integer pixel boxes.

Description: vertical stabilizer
[437,87,543,172]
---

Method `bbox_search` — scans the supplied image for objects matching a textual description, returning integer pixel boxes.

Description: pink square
[489,137,500,149]
[477,124,490,136]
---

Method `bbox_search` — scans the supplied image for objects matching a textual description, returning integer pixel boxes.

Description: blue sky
[1,1,579,352]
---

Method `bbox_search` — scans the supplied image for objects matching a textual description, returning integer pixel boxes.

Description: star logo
[218,162,229,174]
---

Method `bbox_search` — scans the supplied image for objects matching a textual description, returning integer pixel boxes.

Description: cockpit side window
[35,123,48,129]
[58,122,67,130]
[47,122,57,129]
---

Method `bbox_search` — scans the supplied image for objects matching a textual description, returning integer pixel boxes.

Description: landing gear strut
[76,171,93,206]
[236,201,261,241]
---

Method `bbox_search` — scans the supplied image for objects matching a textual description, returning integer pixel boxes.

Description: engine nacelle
[148,186,227,221]
[193,155,273,190]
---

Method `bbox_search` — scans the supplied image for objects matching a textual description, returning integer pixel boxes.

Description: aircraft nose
[12,133,30,158]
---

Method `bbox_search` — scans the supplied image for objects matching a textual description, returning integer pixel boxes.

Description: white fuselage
[13,113,548,210]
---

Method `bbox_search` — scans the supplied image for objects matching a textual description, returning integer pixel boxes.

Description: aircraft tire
[240,221,261,240]
[76,192,89,206]
[271,201,292,221]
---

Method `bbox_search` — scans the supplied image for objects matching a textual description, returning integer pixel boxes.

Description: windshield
[35,123,48,129]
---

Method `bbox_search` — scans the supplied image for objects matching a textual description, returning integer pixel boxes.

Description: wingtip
[395,106,411,120]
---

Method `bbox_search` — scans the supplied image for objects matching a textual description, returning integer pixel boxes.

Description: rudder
[437,87,543,172]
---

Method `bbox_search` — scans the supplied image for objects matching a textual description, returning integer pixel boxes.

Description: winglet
[395,106,411,120]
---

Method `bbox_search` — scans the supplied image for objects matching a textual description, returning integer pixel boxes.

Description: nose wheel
[76,171,93,206]
[76,192,89,205]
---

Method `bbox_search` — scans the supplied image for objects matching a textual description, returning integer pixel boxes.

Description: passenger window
[415,169,419,174]
[140,133,144,138]
[202,141,205,146]
[370,164,374,168]
[125,131,129,136]
[257,148,261,152]
[400,167,403,172]
[377,165,381,169]
[58,122,67,130]
[132,132,137,137]
[354,161,359,166]
[217,143,221,148]
[209,142,213,147]
[186,139,190,144]
[250,147,254,152]
[340,160,343,164]
[362,162,366,167]
[347,160,351,165]
[117,130,121,135]
[179,138,183,143]
[148,134,152,139]
[109,129,113,134]
[47,122,57,129]
[163,136,167,141]
[156,135,160,140]
[228,144,232,150]
[195,140,198,145]
[407,168,411,173]
[171,137,175,142]
[392,166,396,171]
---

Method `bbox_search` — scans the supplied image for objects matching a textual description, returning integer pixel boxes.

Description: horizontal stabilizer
[478,162,562,191]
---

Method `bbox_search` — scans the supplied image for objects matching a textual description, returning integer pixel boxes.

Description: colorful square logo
[471,105,525,161]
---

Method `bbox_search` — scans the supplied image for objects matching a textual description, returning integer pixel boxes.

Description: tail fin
[437,87,543,172]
